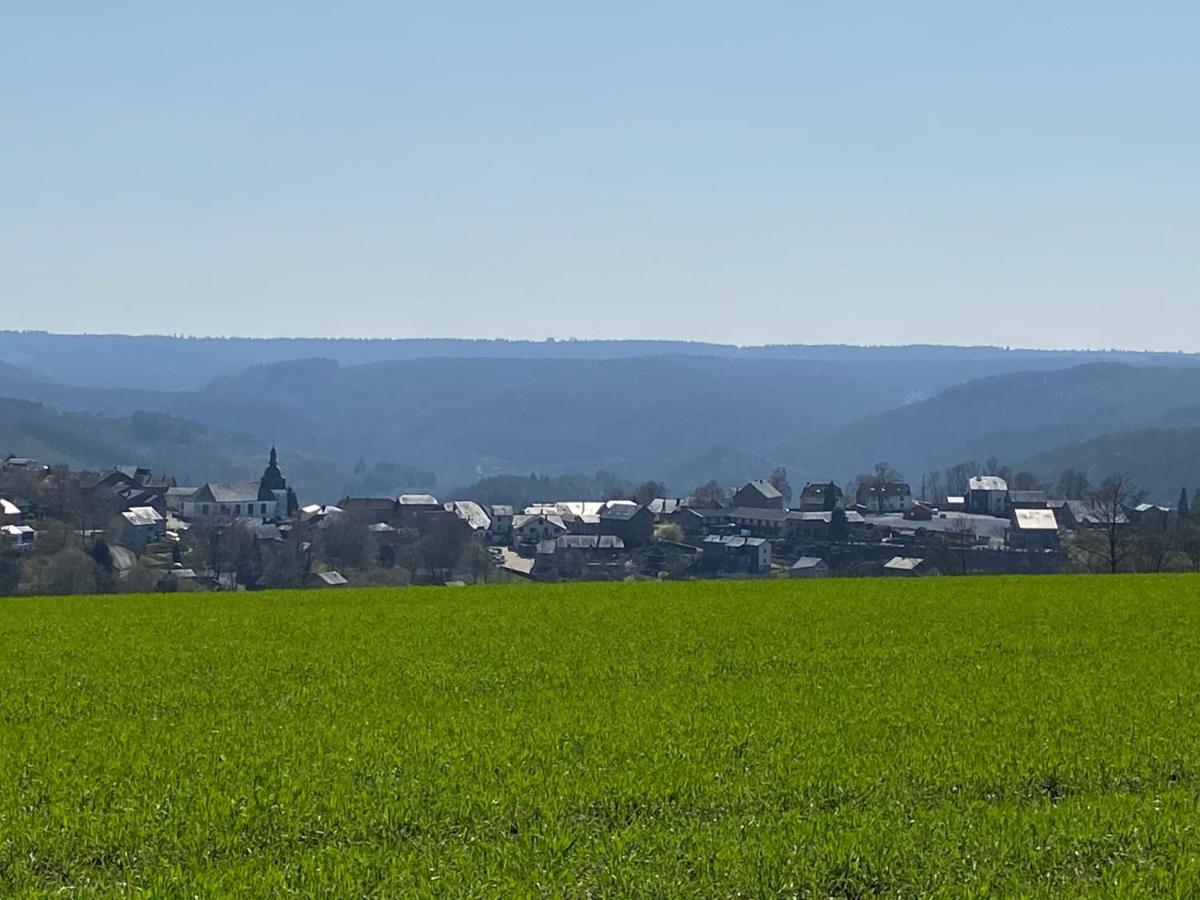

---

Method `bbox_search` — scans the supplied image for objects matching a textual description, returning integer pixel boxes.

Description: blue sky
[2,2,1197,348]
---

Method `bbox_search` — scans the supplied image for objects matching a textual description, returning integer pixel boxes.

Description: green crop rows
[4,576,1200,896]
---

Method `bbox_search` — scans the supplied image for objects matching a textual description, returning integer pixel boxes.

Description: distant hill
[796,363,1200,483]
[0,397,250,485]
[7,333,1200,502]
[4,330,1197,391]
[1022,426,1200,503]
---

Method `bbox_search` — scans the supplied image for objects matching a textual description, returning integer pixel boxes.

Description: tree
[943,462,979,498]
[858,462,904,489]
[1055,468,1092,500]
[828,507,848,545]
[635,480,667,506]
[768,467,793,505]
[1179,488,1191,521]
[1010,471,1042,491]
[1077,474,1146,574]
[690,480,724,507]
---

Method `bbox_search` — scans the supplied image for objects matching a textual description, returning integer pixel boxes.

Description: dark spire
[269,446,278,467]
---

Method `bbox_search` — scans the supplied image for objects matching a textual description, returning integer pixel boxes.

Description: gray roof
[969,475,1009,493]
[446,500,491,531]
[398,494,440,506]
[791,556,827,570]
[741,480,783,500]
[202,481,263,504]
[316,571,349,586]
[647,498,682,515]
[599,503,645,521]
[884,556,925,571]
[121,507,163,527]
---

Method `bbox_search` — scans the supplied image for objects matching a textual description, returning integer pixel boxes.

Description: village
[0,445,1189,595]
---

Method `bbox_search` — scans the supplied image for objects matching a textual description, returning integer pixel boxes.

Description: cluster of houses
[0,447,1174,586]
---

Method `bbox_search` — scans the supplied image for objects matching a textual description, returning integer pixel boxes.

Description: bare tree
[943,462,979,498]
[1077,474,1146,574]
[634,480,668,506]
[1055,468,1092,500]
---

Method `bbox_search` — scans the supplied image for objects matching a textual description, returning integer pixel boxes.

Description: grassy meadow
[4,575,1200,896]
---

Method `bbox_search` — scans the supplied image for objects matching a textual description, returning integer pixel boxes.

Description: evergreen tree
[1179,487,1191,520]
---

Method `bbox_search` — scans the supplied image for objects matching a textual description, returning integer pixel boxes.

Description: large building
[182,447,298,521]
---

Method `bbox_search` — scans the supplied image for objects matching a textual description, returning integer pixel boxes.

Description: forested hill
[796,363,1200,485]
[1022,426,1200,503]
[3,330,1196,391]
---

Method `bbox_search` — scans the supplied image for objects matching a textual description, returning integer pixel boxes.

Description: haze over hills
[2,332,1200,502]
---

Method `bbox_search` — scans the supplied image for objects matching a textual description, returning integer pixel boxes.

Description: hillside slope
[797,363,1200,482]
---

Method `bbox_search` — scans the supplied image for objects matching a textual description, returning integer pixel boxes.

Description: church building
[182,447,299,521]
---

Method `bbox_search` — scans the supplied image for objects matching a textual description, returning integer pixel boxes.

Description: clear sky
[2,2,1197,349]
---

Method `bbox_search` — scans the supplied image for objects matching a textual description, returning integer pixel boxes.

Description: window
[234,505,241,516]
[262,503,268,515]
[201,505,209,516]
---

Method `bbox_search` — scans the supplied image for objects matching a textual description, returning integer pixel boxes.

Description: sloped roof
[446,500,491,531]
[741,480,783,500]
[512,513,567,532]
[883,556,925,571]
[316,571,349,586]
[121,507,163,527]
[969,476,1008,493]
[791,556,827,570]
[599,502,646,521]
[1013,509,1058,531]
[199,481,262,504]
[398,494,440,506]
[0,499,20,516]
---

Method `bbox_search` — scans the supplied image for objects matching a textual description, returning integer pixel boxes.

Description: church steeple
[269,445,278,468]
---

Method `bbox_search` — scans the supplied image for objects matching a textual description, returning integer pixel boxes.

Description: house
[512,513,569,550]
[647,498,682,520]
[967,476,1009,516]
[882,556,938,576]
[1131,503,1171,533]
[701,534,772,574]
[487,504,514,543]
[732,480,784,510]
[786,509,868,542]
[725,507,790,537]
[398,494,442,521]
[790,556,829,578]
[120,506,166,549]
[165,487,198,514]
[1008,508,1060,551]
[446,500,491,537]
[1007,490,1049,511]
[311,570,349,587]
[597,502,653,548]
[337,497,399,523]
[183,448,298,521]
[856,483,913,514]
[798,482,843,512]
[668,506,726,537]
[945,495,966,511]
[1,524,36,551]
[1,498,21,525]
[2,455,39,471]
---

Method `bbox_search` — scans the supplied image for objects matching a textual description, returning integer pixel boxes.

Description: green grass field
[4,576,1200,896]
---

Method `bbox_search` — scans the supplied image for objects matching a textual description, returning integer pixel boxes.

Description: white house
[511,513,568,547]
[1,524,36,551]
[1,498,21,525]
[967,476,1009,516]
